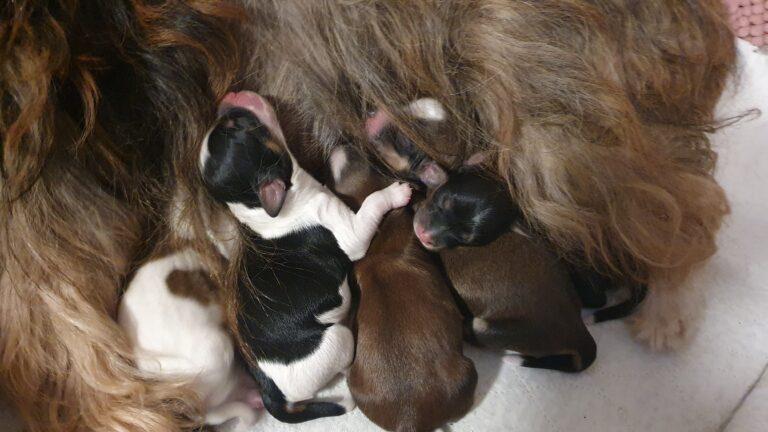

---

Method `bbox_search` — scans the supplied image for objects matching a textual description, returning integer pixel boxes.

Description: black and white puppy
[200,91,411,423]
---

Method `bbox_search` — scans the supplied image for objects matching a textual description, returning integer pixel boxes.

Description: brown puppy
[330,146,477,432]
[369,109,641,372]
[406,163,597,372]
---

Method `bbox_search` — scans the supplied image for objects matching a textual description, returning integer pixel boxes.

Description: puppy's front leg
[326,183,411,260]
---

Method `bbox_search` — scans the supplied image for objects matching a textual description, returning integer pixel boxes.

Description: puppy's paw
[384,182,412,208]
[629,285,704,351]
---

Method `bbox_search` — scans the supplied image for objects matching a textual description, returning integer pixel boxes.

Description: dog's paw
[629,285,704,351]
[631,314,687,351]
[385,182,412,208]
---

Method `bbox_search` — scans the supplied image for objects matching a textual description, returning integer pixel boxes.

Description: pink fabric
[725,0,768,47]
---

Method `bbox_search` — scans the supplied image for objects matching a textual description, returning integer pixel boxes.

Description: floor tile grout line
[717,359,768,432]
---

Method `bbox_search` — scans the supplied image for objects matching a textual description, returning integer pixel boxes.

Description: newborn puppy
[414,171,597,372]
[367,98,638,315]
[119,247,261,431]
[367,99,642,371]
[330,146,477,432]
[414,168,647,324]
[200,91,411,423]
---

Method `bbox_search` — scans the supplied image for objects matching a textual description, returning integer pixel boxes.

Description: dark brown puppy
[329,146,477,432]
[366,110,624,372]
[364,100,608,302]
[408,166,597,372]
[413,168,644,370]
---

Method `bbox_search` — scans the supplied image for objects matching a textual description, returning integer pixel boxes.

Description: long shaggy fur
[1,1,240,430]
[249,0,734,281]
[1,0,736,431]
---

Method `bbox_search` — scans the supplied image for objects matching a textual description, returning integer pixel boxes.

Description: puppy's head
[413,171,518,251]
[365,98,448,189]
[200,91,293,217]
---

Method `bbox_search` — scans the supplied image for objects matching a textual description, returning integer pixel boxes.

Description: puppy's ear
[257,179,287,217]
[416,161,448,189]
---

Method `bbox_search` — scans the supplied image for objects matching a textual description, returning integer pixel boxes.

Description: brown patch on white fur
[166,269,218,305]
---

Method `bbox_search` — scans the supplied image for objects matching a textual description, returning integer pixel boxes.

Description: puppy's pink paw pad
[386,182,412,208]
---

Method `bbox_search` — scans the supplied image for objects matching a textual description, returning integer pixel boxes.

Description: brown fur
[166,269,218,306]
[249,0,735,347]
[1,0,736,430]
[252,0,734,281]
[1,1,241,431]
[441,232,596,371]
[334,148,477,432]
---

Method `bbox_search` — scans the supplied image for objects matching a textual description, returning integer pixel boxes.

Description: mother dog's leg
[0,161,199,432]
[631,268,708,351]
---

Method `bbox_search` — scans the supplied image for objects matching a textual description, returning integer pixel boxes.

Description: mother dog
[0,1,735,431]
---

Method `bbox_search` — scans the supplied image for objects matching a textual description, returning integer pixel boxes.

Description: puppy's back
[441,231,580,322]
[119,247,234,388]
[350,210,477,432]
[441,232,597,371]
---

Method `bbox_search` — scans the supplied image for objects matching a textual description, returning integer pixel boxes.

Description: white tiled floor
[725,365,768,432]
[1,41,766,432]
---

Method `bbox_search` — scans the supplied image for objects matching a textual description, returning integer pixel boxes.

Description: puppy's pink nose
[414,224,433,247]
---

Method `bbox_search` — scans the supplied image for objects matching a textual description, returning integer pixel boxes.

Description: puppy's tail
[588,283,648,324]
[249,367,347,423]
[521,328,597,373]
